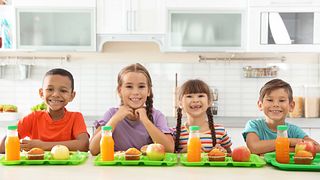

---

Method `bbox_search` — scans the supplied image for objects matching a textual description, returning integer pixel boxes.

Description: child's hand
[116,105,135,120]
[135,107,148,122]
[20,139,43,151]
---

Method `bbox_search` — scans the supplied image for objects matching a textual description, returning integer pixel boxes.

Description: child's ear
[69,91,76,102]
[39,88,44,99]
[289,100,295,112]
[257,100,263,111]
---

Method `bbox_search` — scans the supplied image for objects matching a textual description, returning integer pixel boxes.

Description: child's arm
[89,126,102,156]
[246,132,277,154]
[20,133,89,152]
[136,108,174,153]
[303,136,320,153]
[0,136,6,153]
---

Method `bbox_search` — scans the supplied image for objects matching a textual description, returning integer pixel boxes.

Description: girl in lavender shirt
[89,63,174,155]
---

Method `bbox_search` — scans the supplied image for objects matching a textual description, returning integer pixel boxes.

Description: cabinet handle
[126,10,130,31]
[133,10,136,32]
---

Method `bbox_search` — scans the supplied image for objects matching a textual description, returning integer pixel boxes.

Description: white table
[0,155,319,180]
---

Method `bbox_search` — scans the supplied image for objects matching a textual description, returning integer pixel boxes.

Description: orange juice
[187,137,201,162]
[5,125,20,161]
[100,126,114,161]
[275,125,289,164]
[275,137,290,163]
[187,126,201,162]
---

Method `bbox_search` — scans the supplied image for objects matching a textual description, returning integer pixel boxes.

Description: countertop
[0,155,319,180]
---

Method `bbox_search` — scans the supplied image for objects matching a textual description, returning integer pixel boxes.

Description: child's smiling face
[180,93,210,119]
[118,72,150,110]
[258,88,295,124]
[39,75,75,112]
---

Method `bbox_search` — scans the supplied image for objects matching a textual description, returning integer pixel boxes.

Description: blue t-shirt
[242,118,307,141]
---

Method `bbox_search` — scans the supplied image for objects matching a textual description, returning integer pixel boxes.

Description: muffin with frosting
[27,148,45,160]
[294,150,313,164]
[208,148,226,161]
[125,148,141,160]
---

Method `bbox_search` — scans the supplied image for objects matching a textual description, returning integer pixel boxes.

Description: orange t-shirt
[17,110,88,141]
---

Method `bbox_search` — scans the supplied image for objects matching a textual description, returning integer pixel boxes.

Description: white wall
[0,46,319,121]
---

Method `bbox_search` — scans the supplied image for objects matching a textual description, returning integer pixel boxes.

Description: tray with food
[0,146,88,166]
[264,152,320,171]
[94,146,178,166]
[180,154,266,167]
[180,147,266,167]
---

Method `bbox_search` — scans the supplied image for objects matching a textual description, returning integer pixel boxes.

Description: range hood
[96,34,165,52]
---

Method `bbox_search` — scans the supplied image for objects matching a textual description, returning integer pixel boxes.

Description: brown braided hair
[117,63,154,123]
[259,79,293,103]
[174,79,216,152]
[207,107,216,147]
[174,107,182,152]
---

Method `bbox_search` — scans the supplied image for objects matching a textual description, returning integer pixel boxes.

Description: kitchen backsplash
[0,54,319,119]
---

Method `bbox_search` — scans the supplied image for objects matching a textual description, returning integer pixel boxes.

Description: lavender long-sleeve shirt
[94,107,172,151]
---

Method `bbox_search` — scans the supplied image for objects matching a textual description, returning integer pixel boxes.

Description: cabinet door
[167,10,246,52]
[97,0,165,34]
[249,6,320,52]
[132,0,166,33]
[16,8,96,51]
[97,0,126,34]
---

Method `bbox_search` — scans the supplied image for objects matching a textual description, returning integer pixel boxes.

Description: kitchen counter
[0,155,319,180]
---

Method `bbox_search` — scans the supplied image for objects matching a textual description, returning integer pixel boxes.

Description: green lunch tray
[180,153,266,167]
[94,153,178,166]
[264,152,320,171]
[0,151,88,166]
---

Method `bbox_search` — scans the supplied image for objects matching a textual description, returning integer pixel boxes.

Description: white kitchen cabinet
[16,8,96,51]
[13,0,95,7]
[248,1,320,52]
[166,10,247,52]
[167,0,247,9]
[97,0,166,34]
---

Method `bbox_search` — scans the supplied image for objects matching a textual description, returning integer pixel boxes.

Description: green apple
[146,143,165,161]
[51,145,70,160]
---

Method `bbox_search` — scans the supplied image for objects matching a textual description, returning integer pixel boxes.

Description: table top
[0,155,319,180]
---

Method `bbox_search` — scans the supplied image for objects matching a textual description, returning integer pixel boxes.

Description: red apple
[232,146,251,162]
[146,143,165,161]
[295,141,316,158]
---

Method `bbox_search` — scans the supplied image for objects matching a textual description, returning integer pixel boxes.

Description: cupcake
[125,148,141,160]
[208,148,226,161]
[294,150,313,164]
[27,148,45,160]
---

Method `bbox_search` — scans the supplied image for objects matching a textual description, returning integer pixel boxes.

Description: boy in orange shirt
[0,68,89,153]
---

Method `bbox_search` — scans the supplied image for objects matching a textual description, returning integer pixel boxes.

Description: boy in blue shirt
[242,79,320,154]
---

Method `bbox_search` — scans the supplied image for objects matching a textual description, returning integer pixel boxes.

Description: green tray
[0,151,88,166]
[94,153,177,166]
[264,152,320,171]
[180,153,266,167]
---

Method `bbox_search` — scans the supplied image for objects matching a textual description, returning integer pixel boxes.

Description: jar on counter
[289,86,304,118]
[304,86,320,118]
